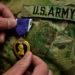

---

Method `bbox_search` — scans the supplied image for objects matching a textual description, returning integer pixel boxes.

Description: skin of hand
[0,4,54,75]
[0,4,17,44]
[3,52,54,75]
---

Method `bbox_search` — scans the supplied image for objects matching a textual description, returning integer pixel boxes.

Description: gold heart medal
[13,18,32,59]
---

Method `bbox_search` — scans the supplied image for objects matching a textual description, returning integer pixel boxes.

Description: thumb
[3,52,32,75]
[0,18,17,30]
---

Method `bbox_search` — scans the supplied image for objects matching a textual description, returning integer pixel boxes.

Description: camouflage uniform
[0,0,75,75]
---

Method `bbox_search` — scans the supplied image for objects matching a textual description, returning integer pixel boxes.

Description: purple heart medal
[13,18,32,58]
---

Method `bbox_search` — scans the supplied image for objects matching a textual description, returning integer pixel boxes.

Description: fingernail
[23,52,32,59]
[8,19,17,29]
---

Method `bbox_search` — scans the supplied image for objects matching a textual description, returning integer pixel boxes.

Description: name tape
[22,5,75,21]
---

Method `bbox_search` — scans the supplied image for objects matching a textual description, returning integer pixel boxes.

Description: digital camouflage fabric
[0,0,75,75]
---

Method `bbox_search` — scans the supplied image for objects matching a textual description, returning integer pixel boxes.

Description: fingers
[0,4,14,18]
[0,4,17,44]
[3,52,54,75]
[48,70,54,75]
[0,4,17,30]
[0,18,17,30]
[0,32,5,44]
[32,55,49,75]
[3,52,32,75]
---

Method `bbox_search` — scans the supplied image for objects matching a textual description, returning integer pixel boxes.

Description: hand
[3,52,54,75]
[0,4,17,44]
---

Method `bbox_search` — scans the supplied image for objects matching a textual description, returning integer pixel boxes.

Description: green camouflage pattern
[22,5,75,21]
[0,0,75,75]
